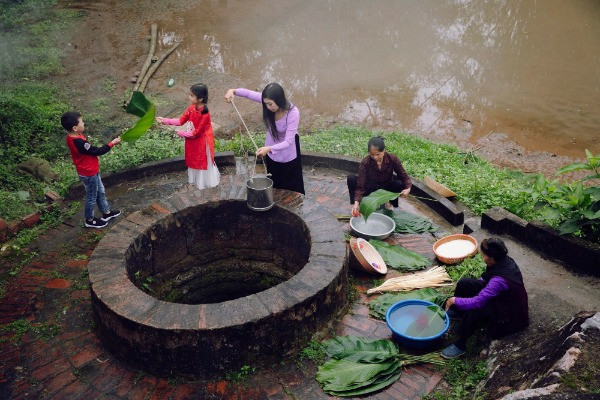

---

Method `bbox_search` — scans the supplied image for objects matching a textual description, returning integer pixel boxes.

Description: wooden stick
[133,24,158,92]
[138,42,180,93]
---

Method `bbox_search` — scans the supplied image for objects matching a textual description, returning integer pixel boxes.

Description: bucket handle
[230,100,270,179]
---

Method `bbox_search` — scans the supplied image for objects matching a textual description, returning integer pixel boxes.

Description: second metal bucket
[246,176,274,211]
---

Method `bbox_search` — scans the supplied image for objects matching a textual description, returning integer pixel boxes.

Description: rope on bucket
[230,100,270,182]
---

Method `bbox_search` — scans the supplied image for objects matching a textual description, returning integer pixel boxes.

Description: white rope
[230,100,269,178]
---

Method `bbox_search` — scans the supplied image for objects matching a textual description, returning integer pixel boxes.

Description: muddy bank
[53,0,594,178]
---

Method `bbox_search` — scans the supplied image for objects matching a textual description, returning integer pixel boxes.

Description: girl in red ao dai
[156,84,220,189]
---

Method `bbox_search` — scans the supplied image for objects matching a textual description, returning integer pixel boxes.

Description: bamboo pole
[138,42,180,93]
[133,23,158,92]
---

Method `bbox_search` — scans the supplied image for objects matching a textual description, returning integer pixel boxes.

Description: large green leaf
[125,91,152,118]
[121,104,156,142]
[369,239,431,271]
[556,162,592,175]
[326,365,402,397]
[316,359,399,394]
[369,288,448,320]
[381,209,437,234]
[359,189,400,221]
[322,336,399,363]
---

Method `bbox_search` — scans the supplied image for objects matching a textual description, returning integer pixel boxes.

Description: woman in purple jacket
[441,238,529,359]
[225,83,305,194]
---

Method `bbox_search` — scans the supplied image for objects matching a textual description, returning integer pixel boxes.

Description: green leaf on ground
[369,239,431,271]
[381,209,437,234]
[322,336,399,363]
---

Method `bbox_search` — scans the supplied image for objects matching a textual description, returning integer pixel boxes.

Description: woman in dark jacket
[442,237,529,359]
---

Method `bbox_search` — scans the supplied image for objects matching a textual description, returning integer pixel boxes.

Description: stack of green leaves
[121,91,156,142]
[369,239,431,271]
[368,288,448,320]
[381,209,437,234]
[316,336,445,397]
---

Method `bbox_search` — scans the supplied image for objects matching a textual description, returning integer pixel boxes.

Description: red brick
[70,289,89,301]
[45,278,71,289]
[53,378,89,399]
[150,203,170,214]
[31,358,70,381]
[399,373,423,392]
[149,379,176,400]
[389,381,418,398]
[64,259,89,268]
[114,370,139,397]
[28,345,64,369]
[172,383,203,400]
[22,212,41,228]
[7,221,24,236]
[0,218,7,230]
[69,346,105,368]
[127,375,158,400]
[44,369,78,394]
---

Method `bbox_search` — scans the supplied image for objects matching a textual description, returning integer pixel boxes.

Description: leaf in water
[381,209,437,234]
[369,288,447,320]
[359,189,400,222]
[369,239,430,271]
[121,104,156,142]
[125,91,152,118]
[321,336,399,363]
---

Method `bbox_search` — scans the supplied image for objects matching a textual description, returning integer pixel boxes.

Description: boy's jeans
[79,173,110,220]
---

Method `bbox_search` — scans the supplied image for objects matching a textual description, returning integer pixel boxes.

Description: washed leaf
[316,358,398,394]
[121,104,156,142]
[369,288,447,320]
[359,189,400,222]
[125,91,152,118]
[381,209,437,234]
[323,363,402,396]
[369,239,430,271]
[322,336,399,363]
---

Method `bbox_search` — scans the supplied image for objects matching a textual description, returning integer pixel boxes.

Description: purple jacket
[235,88,299,163]
[454,276,509,311]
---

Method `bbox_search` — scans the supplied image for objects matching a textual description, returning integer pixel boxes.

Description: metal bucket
[246,176,274,211]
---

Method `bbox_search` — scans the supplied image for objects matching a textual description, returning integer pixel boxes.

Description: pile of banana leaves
[381,209,437,234]
[369,239,431,271]
[316,336,445,396]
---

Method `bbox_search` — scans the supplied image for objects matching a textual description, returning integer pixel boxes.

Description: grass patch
[299,340,326,365]
[225,365,256,383]
[0,318,60,343]
[424,357,488,400]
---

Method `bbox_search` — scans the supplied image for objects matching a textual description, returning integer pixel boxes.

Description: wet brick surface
[0,164,455,399]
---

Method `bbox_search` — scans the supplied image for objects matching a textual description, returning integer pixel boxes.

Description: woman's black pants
[346,175,405,207]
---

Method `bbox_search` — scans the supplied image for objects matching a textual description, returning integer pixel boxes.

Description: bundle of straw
[367,266,453,294]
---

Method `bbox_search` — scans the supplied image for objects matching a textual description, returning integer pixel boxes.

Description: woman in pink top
[225,83,305,194]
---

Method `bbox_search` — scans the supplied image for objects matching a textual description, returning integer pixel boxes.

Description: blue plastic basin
[385,299,449,349]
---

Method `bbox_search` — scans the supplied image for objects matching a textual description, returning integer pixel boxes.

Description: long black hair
[261,82,291,140]
[190,83,209,114]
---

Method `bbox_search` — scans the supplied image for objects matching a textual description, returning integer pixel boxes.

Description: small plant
[299,340,326,365]
[225,365,256,383]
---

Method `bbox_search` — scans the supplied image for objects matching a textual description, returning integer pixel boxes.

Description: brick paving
[0,164,456,399]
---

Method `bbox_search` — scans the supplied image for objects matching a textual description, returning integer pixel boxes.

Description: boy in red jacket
[62,111,121,228]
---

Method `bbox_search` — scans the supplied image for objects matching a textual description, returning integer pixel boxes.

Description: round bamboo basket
[433,234,478,265]
[349,237,387,275]
[424,176,457,198]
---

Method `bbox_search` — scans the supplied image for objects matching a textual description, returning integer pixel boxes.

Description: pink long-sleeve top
[235,88,299,163]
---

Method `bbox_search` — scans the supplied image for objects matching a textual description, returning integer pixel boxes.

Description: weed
[133,370,144,385]
[0,319,60,343]
[299,340,326,365]
[98,77,116,93]
[225,365,256,383]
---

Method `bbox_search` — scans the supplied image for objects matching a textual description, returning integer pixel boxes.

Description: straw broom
[367,266,453,294]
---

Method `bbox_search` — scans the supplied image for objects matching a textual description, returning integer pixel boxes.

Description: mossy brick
[22,212,41,228]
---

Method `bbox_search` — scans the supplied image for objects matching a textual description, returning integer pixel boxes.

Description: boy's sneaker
[85,217,108,229]
[101,210,121,222]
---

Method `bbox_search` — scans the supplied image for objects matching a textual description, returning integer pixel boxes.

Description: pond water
[156,0,599,158]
